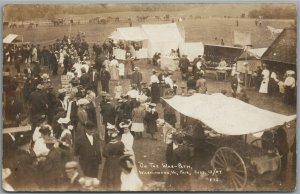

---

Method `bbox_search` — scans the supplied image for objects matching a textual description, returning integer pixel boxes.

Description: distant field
[4,17,294,49]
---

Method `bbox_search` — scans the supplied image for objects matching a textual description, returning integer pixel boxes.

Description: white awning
[3,34,20,44]
[163,93,296,135]
[109,27,147,41]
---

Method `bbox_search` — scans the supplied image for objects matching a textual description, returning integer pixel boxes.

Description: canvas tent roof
[3,34,22,44]
[163,93,296,136]
[179,42,204,61]
[141,23,184,43]
[261,28,296,65]
[204,44,243,61]
[238,48,267,60]
[108,27,147,41]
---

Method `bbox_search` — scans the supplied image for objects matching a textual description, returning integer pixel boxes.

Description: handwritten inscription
[137,162,222,182]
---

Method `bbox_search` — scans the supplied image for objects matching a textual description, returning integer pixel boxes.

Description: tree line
[248,4,296,19]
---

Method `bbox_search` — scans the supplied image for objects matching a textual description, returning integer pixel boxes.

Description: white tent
[142,23,184,57]
[179,42,204,61]
[163,93,296,136]
[108,27,147,41]
[3,34,23,44]
[237,48,267,74]
[108,23,185,58]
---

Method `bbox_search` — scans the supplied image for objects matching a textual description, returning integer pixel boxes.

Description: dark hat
[38,115,47,123]
[85,121,95,130]
[15,132,32,146]
[39,126,51,135]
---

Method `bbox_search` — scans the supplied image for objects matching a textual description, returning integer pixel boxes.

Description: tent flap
[163,93,296,135]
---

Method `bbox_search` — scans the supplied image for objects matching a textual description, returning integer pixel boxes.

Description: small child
[114,82,123,99]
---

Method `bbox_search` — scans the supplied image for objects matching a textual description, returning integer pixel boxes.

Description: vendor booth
[237,48,267,74]
[108,23,185,60]
[179,42,204,62]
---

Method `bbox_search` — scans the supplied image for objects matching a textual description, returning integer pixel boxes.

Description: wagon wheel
[211,147,247,191]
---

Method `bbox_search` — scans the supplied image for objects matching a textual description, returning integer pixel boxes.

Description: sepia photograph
[2,3,297,192]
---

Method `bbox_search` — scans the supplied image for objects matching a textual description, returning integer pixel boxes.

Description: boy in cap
[64,161,82,191]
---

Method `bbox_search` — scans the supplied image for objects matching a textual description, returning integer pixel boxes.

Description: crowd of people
[2,30,296,191]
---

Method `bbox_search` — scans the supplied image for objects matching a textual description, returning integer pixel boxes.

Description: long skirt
[131,123,144,132]
[151,83,160,103]
[101,156,122,191]
[284,86,295,105]
[259,79,269,94]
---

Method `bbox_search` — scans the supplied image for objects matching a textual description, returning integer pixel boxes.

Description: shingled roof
[261,28,296,65]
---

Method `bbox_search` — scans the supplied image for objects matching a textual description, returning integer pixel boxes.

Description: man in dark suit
[3,133,17,169]
[29,84,48,130]
[12,132,38,190]
[74,121,102,178]
[89,66,99,94]
[169,133,191,191]
[231,73,239,98]
[80,67,90,90]
[99,65,111,92]
[131,67,143,91]
[100,98,116,143]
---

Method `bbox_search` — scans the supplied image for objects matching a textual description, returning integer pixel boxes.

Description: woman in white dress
[109,56,119,81]
[119,154,143,191]
[120,120,134,155]
[259,65,270,94]
[59,49,64,67]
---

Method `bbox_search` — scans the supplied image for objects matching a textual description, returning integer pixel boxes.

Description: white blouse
[121,132,134,153]
[150,75,159,84]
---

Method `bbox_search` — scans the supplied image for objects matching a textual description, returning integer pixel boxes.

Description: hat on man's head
[85,121,95,130]
[58,88,67,94]
[15,132,32,147]
[71,67,76,72]
[39,126,51,135]
[36,84,44,90]
[41,74,49,79]
[65,161,78,169]
[152,69,157,73]
[149,103,156,107]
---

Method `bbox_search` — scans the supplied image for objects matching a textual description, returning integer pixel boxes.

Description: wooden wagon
[162,93,296,191]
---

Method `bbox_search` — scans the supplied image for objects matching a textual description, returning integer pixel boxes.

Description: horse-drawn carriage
[162,93,296,191]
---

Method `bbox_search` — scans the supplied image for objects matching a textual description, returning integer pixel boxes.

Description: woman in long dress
[109,56,119,81]
[259,65,270,94]
[150,69,160,103]
[144,103,159,140]
[131,102,146,138]
[101,125,125,191]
